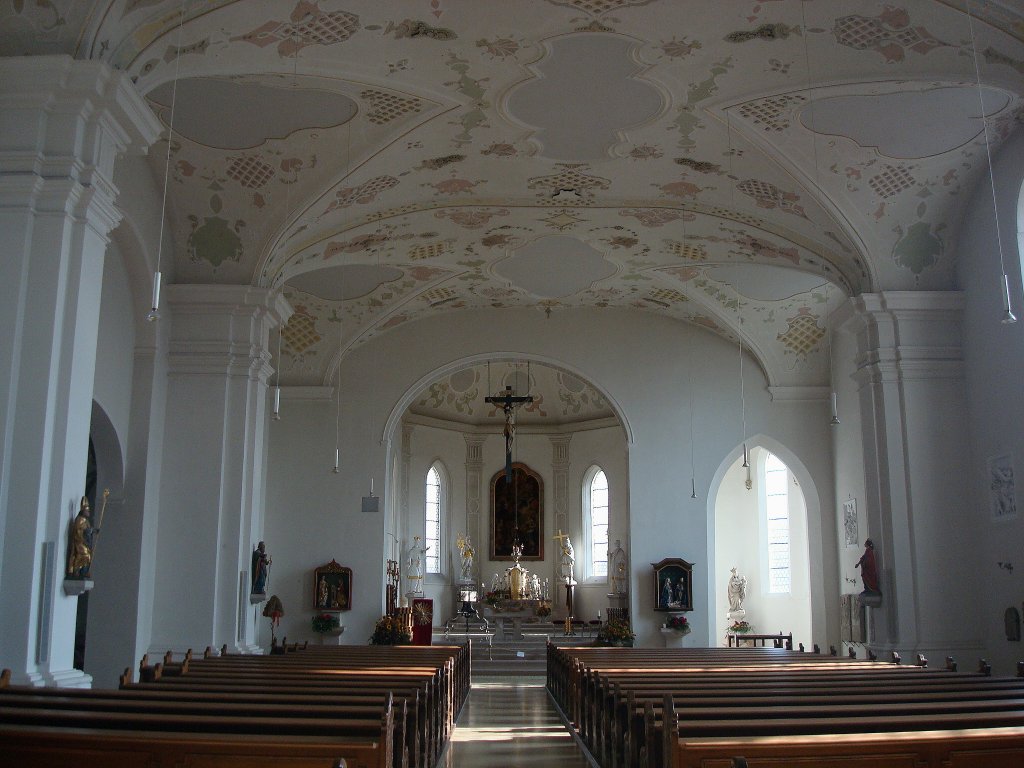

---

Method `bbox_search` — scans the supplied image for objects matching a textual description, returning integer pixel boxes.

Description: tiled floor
[440,676,595,767]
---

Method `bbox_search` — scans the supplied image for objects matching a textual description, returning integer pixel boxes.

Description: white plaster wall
[957,126,1024,675]
[264,308,836,649]
[92,240,136,454]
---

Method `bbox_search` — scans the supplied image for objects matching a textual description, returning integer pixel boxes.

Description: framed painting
[652,557,693,612]
[313,559,352,611]
[490,462,543,561]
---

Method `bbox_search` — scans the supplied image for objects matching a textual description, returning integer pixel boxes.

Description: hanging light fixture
[688,330,698,500]
[333,373,341,474]
[272,327,283,420]
[148,0,188,322]
[826,284,840,425]
[739,334,752,492]
[966,1,1016,323]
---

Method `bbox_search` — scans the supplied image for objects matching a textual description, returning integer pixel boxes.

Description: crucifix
[485,385,533,482]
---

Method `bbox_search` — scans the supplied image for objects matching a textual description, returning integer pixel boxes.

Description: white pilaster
[152,285,292,655]
[464,434,486,581]
[550,434,572,584]
[0,56,161,686]
[848,292,981,661]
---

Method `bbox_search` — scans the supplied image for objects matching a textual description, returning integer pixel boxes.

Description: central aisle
[440,676,595,768]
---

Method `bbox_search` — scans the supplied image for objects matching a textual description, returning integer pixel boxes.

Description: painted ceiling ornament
[187,215,245,269]
[833,7,950,63]
[280,305,322,359]
[382,18,456,40]
[542,0,657,16]
[360,89,423,125]
[777,307,826,357]
[736,179,808,219]
[435,207,510,229]
[725,23,800,44]
[892,220,943,277]
[527,165,611,198]
[321,176,400,216]
[232,1,360,57]
[619,208,688,227]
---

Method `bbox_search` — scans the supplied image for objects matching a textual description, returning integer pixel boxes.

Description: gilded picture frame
[490,462,543,561]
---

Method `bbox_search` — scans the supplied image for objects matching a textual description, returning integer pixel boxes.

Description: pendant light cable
[148,0,187,322]
[966,0,1016,323]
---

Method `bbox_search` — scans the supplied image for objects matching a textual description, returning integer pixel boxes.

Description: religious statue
[456,533,475,583]
[608,539,628,596]
[855,539,880,593]
[406,536,428,596]
[530,573,541,599]
[554,531,575,584]
[318,576,329,608]
[251,541,272,596]
[66,495,100,579]
[727,567,747,614]
[485,384,533,482]
[661,577,673,608]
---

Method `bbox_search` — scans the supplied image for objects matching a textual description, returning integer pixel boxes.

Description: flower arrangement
[535,601,551,618]
[369,615,412,645]
[596,617,635,646]
[483,590,501,608]
[665,614,691,634]
[729,620,753,634]
[311,613,340,633]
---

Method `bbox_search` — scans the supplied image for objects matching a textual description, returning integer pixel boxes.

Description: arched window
[583,466,609,581]
[763,452,791,594]
[425,463,446,574]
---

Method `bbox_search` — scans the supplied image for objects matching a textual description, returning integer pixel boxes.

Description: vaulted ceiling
[3,0,1021,390]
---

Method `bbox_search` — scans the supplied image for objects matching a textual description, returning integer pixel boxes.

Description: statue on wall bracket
[63,489,109,596]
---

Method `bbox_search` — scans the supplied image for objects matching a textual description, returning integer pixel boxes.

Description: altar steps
[433,629,594,677]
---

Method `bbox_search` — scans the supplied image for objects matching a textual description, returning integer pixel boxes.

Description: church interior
[2,0,1024,763]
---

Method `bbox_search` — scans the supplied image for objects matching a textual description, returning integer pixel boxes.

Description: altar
[483,600,544,639]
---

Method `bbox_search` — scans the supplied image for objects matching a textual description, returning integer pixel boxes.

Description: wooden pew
[549,646,1024,768]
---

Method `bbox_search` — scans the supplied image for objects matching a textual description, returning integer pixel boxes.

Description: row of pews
[0,641,469,768]
[548,644,1024,768]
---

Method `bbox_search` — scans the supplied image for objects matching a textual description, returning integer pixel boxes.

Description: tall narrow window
[583,467,609,580]
[425,465,442,574]
[764,452,791,593]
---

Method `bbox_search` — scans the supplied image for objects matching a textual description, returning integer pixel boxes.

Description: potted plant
[369,615,412,645]
[729,620,753,634]
[311,612,341,634]
[595,617,635,647]
[665,614,691,635]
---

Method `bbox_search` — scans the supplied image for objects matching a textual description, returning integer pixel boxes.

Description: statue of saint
[406,536,427,596]
[608,539,628,596]
[727,567,746,613]
[66,496,98,579]
[456,534,475,582]
[855,539,880,593]
[558,535,575,584]
[251,541,272,595]
[661,577,673,608]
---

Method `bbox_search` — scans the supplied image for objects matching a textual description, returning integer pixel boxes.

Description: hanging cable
[966,1,1016,323]
[826,284,840,425]
[688,327,698,500]
[739,334,748,469]
[148,0,188,322]
[272,327,283,420]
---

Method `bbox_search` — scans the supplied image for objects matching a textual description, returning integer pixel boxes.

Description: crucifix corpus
[485,385,533,481]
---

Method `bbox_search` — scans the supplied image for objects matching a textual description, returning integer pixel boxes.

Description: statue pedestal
[318,627,345,645]
[660,628,690,648]
[63,579,94,597]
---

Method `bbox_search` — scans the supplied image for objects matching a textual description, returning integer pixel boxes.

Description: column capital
[0,56,162,177]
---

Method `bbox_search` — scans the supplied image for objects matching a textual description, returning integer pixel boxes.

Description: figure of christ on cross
[485,385,533,481]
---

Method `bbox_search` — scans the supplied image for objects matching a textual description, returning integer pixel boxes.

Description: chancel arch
[388,354,629,625]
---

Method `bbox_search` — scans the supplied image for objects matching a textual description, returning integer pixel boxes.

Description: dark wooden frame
[489,462,544,561]
[652,557,693,612]
[313,559,352,611]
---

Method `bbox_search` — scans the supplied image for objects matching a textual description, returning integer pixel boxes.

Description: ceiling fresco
[2,0,1021,391]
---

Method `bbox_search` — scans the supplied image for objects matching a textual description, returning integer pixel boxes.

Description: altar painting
[313,559,352,611]
[490,463,543,561]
